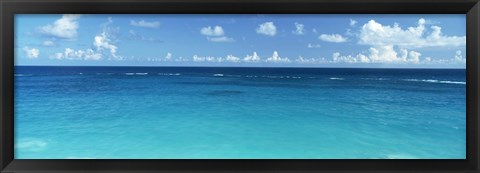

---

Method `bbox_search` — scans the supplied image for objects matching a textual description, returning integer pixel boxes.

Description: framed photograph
[1,0,479,172]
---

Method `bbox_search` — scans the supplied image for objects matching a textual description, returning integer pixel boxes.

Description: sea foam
[403,79,465,85]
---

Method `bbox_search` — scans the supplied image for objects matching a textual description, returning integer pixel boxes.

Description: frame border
[1,0,479,172]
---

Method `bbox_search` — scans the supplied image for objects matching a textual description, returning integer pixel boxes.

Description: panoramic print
[14,14,466,159]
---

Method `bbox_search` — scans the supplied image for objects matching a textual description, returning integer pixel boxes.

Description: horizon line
[13,65,467,70]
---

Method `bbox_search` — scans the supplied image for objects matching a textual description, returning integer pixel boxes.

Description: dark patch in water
[205,90,244,96]
[176,81,312,89]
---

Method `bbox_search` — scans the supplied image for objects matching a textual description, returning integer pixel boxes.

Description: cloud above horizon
[38,14,80,39]
[358,18,465,48]
[256,22,277,36]
[15,14,466,68]
[130,20,160,29]
[319,34,348,43]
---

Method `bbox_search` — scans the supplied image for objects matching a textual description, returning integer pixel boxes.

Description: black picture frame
[1,0,479,172]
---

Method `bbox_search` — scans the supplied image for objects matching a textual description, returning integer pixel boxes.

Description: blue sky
[15,14,466,68]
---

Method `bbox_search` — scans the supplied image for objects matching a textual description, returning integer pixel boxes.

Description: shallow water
[14,66,466,159]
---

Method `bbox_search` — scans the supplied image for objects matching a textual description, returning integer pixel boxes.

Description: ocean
[14,66,466,159]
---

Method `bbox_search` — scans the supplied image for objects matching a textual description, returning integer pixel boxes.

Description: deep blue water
[14,66,466,159]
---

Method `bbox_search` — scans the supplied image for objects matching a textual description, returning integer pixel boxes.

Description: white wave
[79,73,83,75]
[15,139,47,151]
[135,73,148,75]
[14,74,32,77]
[403,79,465,85]
[330,77,344,80]
[158,73,181,76]
[213,74,224,77]
[438,81,466,85]
[125,73,135,75]
[361,78,389,81]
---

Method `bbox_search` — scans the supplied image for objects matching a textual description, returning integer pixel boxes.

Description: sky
[14,14,466,68]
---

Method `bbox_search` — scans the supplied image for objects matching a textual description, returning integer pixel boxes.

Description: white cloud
[454,50,465,63]
[23,47,40,59]
[53,48,102,61]
[296,56,325,63]
[39,14,80,39]
[192,55,205,62]
[130,20,160,29]
[192,55,220,62]
[292,22,305,35]
[333,52,369,63]
[226,55,241,63]
[207,36,235,42]
[367,45,402,63]
[256,22,276,36]
[244,52,261,62]
[319,34,348,43]
[408,50,421,64]
[312,29,318,34]
[200,26,224,36]
[307,43,321,48]
[266,51,290,63]
[332,45,427,64]
[358,18,465,48]
[94,31,121,60]
[164,52,173,61]
[201,26,235,42]
[42,40,55,47]
[350,19,357,27]
[128,30,161,43]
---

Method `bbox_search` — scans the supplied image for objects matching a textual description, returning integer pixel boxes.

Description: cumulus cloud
[266,51,290,63]
[454,50,465,63]
[94,31,121,60]
[408,50,421,64]
[39,14,80,39]
[331,45,428,64]
[256,22,276,36]
[292,22,305,35]
[226,55,241,63]
[51,18,121,61]
[42,40,55,47]
[319,34,347,43]
[296,56,326,63]
[333,52,369,63]
[201,26,235,42]
[307,43,321,48]
[207,36,235,42]
[192,55,222,62]
[130,20,160,29]
[358,18,465,48]
[200,26,225,36]
[244,52,261,62]
[52,48,102,61]
[350,19,357,27]
[23,47,40,59]
[164,52,173,61]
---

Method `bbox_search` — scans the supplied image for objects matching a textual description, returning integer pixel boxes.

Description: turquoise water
[14,66,466,159]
